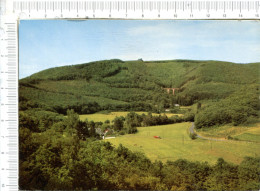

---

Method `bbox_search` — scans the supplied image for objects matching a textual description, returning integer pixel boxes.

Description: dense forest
[19,59,260,190]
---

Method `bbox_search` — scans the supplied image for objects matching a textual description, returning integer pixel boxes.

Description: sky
[19,20,260,78]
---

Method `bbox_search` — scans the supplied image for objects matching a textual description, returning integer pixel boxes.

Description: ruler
[0,0,19,190]
[10,1,260,19]
[0,0,259,191]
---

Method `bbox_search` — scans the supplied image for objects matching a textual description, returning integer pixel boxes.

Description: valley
[19,59,260,190]
[106,122,260,164]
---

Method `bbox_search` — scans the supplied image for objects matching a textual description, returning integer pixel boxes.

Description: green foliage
[189,132,197,140]
[19,109,64,132]
[22,59,124,81]
[20,59,259,114]
[195,85,259,129]
[113,116,125,131]
[237,157,260,190]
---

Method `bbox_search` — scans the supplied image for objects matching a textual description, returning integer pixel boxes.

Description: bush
[119,130,126,135]
[189,133,197,140]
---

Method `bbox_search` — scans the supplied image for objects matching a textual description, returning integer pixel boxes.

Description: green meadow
[233,125,260,142]
[106,122,260,165]
[197,123,260,142]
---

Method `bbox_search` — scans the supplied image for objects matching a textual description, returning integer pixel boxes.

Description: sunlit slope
[106,122,260,164]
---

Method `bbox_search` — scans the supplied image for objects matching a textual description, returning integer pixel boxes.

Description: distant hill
[19,59,260,114]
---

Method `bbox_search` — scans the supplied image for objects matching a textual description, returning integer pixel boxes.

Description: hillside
[19,59,260,190]
[19,59,260,114]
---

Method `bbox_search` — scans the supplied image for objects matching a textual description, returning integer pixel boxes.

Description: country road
[189,122,227,141]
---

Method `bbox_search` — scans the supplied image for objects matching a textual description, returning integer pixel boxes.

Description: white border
[0,0,259,190]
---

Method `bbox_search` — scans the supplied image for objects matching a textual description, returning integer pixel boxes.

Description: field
[105,122,260,165]
[79,112,182,122]
[197,123,260,142]
[233,126,260,142]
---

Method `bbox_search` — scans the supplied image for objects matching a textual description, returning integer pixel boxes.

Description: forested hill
[19,59,260,114]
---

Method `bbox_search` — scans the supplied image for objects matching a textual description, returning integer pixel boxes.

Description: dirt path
[105,137,116,139]
[189,122,227,141]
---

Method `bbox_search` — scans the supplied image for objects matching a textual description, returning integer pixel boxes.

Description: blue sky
[19,20,260,78]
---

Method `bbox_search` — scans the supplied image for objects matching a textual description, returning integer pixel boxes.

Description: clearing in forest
[106,122,260,164]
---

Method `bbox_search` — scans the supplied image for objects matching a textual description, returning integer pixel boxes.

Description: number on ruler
[10,1,260,19]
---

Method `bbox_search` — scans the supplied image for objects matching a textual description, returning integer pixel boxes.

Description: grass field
[79,112,182,122]
[233,126,260,142]
[105,122,260,165]
[197,123,260,142]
